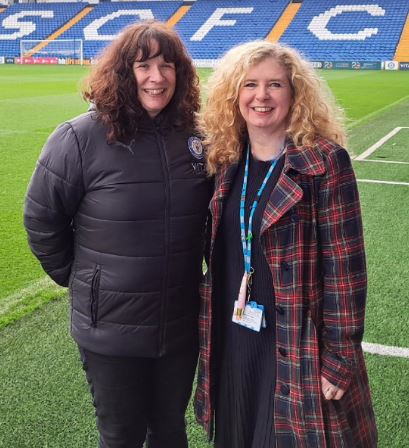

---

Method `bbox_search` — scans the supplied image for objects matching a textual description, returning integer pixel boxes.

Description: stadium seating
[62,1,183,60]
[281,0,409,61]
[0,0,408,63]
[0,3,86,58]
[175,0,291,62]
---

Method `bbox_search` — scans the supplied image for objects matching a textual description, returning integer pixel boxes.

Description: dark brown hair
[82,20,200,143]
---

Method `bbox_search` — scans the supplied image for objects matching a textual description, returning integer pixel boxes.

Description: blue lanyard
[240,144,281,275]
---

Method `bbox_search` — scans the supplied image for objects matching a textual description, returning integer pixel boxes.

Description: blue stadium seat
[62,1,183,59]
[0,0,408,63]
[0,3,86,58]
[281,0,409,61]
[175,0,291,61]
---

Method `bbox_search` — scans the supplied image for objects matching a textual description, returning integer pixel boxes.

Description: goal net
[20,39,84,65]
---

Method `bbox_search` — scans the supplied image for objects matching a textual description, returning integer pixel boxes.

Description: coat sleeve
[317,146,367,391]
[24,122,85,287]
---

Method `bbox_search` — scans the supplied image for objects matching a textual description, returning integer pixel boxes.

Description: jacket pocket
[90,265,101,327]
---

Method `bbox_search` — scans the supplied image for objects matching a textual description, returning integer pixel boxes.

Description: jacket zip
[90,265,101,327]
[155,128,170,355]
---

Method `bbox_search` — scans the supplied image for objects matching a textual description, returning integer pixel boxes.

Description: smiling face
[238,56,293,138]
[133,39,176,118]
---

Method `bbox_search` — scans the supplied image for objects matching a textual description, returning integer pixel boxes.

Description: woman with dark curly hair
[24,21,211,448]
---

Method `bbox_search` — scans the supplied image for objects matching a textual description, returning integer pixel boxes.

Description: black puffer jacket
[24,110,212,357]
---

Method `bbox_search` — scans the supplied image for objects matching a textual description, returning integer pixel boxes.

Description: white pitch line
[355,126,408,161]
[2,282,409,360]
[357,179,409,186]
[0,277,62,315]
[362,342,409,359]
[358,159,409,165]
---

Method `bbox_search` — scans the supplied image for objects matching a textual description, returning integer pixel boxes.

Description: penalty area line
[355,127,408,161]
[356,159,409,165]
[0,277,63,316]
[1,281,409,360]
[362,342,409,359]
[357,179,409,186]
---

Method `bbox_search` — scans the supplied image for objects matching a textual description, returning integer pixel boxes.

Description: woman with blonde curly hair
[24,20,211,448]
[194,40,377,447]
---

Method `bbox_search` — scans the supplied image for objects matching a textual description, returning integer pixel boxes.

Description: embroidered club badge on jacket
[188,136,204,160]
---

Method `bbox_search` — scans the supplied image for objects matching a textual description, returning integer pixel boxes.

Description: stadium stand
[0,3,86,58]
[62,1,184,60]
[281,0,409,62]
[266,2,302,43]
[174,0,290,62]
[395,13,409,61]
[0,0,409,65]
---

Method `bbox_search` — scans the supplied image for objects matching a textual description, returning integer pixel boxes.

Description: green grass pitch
[0,65,408,447]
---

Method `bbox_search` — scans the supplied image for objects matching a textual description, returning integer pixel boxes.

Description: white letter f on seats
[191,7,253,41]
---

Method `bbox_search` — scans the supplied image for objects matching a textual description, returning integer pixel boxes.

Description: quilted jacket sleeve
[24,122,85,287]
[317,145,367,391]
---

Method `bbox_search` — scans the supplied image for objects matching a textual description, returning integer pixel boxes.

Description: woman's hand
[321,375,345,401]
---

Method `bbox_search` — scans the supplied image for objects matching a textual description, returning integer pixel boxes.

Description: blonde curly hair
[200,41,346,175]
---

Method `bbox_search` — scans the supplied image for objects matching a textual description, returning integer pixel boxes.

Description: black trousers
[78,345,198,448]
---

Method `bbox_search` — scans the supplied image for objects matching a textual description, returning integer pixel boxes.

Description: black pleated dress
[213,151,284,448]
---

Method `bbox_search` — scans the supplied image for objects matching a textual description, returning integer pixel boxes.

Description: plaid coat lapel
[260,173,303,235]
[261,141,326,235]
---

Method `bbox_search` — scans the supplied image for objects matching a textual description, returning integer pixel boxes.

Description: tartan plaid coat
[194,137,377,447]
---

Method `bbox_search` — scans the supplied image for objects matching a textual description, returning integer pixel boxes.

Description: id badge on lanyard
[232,143,283,331]
[232,300,266,332]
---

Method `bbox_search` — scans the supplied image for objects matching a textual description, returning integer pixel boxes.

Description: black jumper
[214,152,284,448]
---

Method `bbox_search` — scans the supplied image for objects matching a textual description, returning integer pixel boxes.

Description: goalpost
[20,39,84,65]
